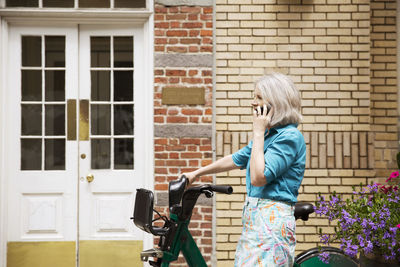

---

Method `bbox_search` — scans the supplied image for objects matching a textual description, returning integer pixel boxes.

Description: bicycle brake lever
[204,190,213,198]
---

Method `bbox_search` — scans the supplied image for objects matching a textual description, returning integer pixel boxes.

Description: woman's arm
[250,131,267,186]
[183,154,239,185]
[250,104,273,186]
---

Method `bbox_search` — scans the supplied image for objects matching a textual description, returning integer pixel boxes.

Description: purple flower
[367,183,379,193]
[361,219,368,228]
[321,234,330,245]
[318,252,330,264]
[316,176,400,260]
[357,235,365,248]
[364,240,373,254]
[331,196,339,205]
[344,243,358,258]
[315,205,329,216]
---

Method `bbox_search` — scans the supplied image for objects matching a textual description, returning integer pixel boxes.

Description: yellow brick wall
[371,0,398,178]
[215,0,397,265]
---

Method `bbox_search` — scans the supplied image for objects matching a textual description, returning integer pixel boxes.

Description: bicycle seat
[132,189,168,236]
[294,202,314,221]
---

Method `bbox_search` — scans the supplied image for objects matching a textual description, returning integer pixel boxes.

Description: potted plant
[314,155,400,266]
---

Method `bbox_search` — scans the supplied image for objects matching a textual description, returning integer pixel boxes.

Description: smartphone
[258,104,271,115]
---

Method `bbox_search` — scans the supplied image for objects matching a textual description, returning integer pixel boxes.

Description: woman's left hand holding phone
[253,104,273,136]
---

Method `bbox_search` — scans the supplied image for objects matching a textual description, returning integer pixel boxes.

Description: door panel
[78,26,144,240]
[7,26,78,242]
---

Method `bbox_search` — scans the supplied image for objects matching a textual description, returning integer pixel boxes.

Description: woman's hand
[250,104,273,187]
[253,104,273,136]
[181,171,198,186]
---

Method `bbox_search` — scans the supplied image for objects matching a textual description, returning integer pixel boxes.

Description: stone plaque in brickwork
[162,87,205,105]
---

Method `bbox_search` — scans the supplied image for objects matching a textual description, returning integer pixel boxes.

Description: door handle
[86,174,94,183]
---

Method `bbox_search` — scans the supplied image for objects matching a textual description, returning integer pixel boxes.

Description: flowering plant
[314,157,400,263]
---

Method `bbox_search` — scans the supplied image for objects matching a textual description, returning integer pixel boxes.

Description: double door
[5,24,148,266]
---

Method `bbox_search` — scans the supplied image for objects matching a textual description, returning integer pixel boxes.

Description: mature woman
[182,72,306,266]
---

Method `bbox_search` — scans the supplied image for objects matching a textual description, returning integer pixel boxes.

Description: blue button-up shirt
[232,124,306,204]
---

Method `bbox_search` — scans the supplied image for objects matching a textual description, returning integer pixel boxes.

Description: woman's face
[252,86,265,110]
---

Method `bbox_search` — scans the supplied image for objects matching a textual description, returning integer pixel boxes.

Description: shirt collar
[265,123,298,137]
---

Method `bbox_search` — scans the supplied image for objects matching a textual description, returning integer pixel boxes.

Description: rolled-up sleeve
[232,141,252,170]
[264,133,298,183]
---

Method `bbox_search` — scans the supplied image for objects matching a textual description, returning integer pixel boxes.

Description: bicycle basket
[133,189,155,233]
[132,188,168,236]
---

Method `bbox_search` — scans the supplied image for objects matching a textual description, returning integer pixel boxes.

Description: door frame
[0,9,154,267]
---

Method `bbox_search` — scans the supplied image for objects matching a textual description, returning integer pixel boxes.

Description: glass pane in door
[91,71,110,101]
[21,104,42,135]
[22,36,41,67]
[114,105,133,135]
[90,35,134,170]
[114,71,133,101]
[43,0,74,7]
[45,70,65,101]
[114,37,133,67]
[91,139,110,169]
[115,0,145,8]
[91,37,110,67]
[45,139,66,170]
[21,139,42,170]
[79,0,109,8]
[22,70,42,101]
[20,35,66,171]
[45,36,66,67]
[91,104,111,135]
[6,0,38,7]
[114,138,133,169]
[45,104,65,135]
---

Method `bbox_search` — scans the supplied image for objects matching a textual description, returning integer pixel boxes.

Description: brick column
[153,1,214,265]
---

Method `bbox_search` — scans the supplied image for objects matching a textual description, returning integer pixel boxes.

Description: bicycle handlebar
[209,185,233,194]
[184,184,233,195]
[177,183,233,221]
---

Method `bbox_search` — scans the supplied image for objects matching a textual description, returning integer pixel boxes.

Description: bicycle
[132,176,359,267]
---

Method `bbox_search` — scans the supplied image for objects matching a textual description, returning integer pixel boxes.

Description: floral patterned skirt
[234,197,296,267]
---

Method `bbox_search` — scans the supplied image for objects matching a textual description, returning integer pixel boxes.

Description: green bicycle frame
[160,213,207,267]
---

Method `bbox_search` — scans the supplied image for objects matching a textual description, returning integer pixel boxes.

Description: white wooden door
[7,25,79,242]
[78,25,145,240]
[5,24,148,266]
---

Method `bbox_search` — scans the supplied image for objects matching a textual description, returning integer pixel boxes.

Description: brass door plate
[162,87,205,105]
[79,100,89,141]
[67,100,77,141]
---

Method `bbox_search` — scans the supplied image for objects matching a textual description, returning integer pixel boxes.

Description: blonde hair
[255,73,302,127]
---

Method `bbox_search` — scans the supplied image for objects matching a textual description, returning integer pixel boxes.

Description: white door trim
[0,10,152,24]
[0,12,154,267]
[140,16,155,264]
[0,18,8,267]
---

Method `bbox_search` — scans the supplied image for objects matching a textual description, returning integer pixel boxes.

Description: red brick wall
[153,4,214,266]
[154,5,213,54]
